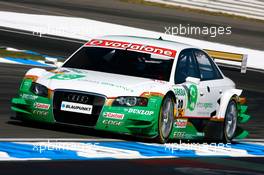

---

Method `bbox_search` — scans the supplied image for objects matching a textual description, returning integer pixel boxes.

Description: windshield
[63,47,174,81]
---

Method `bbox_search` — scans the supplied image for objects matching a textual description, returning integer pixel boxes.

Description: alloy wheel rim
[161,98,173,139]
[225,101,237,139]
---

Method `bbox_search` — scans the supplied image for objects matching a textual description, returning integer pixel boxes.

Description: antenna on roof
[158,36,163,40]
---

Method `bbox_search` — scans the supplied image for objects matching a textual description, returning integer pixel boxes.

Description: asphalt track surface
[2,158,264,175]
[0,0,263,50]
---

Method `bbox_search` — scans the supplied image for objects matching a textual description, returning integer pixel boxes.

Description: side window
[175,49,200,84]
[194,50,222,81]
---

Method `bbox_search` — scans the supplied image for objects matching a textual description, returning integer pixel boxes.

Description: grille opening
[53,90,106,127]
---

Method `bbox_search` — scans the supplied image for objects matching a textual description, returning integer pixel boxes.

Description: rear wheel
[156,95,174,143]
[223,99,238,142]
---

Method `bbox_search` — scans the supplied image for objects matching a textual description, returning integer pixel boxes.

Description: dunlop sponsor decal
[126,108,154,116]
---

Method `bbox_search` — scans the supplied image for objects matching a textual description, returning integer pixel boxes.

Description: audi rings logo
[67,94,89,103]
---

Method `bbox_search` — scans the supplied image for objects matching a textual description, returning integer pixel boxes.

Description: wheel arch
[25,68,47,77]
[217,89,242,119]
[166,90,176,102]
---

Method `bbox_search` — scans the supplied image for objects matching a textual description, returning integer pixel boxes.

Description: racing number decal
[187,85,198,111]
[177,99,183,109]
[176,99,184,118]
[175,99,184,119]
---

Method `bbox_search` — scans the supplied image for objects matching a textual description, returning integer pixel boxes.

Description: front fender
[26,68,47,77]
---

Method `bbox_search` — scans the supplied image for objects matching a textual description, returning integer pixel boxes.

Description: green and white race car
[11,36,250,143]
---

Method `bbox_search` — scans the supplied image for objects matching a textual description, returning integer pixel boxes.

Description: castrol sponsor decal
[34,102,50,110]
[174,119,188,128]
[103,112,124,120]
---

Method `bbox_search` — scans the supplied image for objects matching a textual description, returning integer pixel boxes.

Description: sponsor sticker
[102,119,122,126]
[197,102,213,109]
[50,74,85,80]
[61,101,92,114]
[196,132,205,137]
[187,85,198,111]
[85,39,176,58]
[21,94,38,100]
[177,108,185,118]
[174,119,188,128]
[21,80,32,90]
[33,110,48,116]
[174,88,186,96]
[173,132,186,138]
[103,112,124,120]
[126,108,154,116]
[34,102,50,110]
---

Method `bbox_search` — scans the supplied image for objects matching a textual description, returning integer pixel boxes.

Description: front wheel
[223,99,238,142]
[156,95,175,143]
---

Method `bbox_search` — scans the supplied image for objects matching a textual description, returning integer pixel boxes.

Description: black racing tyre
[156,95,175,144]
[223,99,238,143]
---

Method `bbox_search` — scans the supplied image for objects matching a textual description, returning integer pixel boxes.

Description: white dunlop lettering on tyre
[127,108,154,116]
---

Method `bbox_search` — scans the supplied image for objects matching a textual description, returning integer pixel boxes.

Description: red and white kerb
[85,39,177,58]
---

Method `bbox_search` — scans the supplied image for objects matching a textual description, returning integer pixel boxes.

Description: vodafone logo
[86,39,176,58]
[88,40,104,46]
[103,112,124,120]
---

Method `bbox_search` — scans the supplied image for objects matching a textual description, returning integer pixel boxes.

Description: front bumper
[11,89,163,138]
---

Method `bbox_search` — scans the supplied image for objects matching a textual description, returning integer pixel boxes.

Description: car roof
[94,35,195,52]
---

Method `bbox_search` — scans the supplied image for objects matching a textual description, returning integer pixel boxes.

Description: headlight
[30,82,48,97]
[112,96,148,107]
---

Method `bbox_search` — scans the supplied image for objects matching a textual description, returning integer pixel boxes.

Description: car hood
[37,68,169,97]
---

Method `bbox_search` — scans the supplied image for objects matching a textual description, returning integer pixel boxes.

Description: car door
[173,49,201,118]
[192,49,224,118]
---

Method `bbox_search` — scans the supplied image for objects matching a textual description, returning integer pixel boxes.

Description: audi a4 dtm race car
[11,36,250,143]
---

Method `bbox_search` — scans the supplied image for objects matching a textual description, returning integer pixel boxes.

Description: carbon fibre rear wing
[204,49,248,73]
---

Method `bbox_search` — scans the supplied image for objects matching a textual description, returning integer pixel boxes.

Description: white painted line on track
[238,139,264,142]
[0,138,123,142]
[0,1,71,17]
[0,27,84,44]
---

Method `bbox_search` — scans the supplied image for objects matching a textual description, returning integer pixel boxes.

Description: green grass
[0,48,45,61]
[120,0,264,23]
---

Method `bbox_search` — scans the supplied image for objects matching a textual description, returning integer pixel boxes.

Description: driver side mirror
[185,77,200,85]
[45,57,63,68]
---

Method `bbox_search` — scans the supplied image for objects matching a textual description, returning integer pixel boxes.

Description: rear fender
[217,89,242,119]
